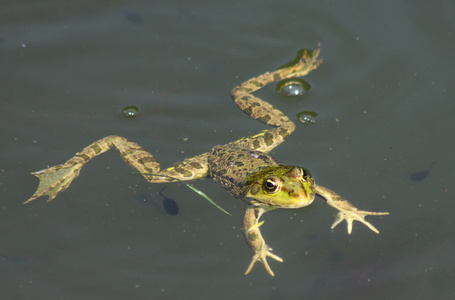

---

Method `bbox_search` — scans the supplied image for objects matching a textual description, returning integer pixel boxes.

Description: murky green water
[2,0,455,299]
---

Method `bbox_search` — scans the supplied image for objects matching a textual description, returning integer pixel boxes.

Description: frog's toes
[331,210,389,234]
[245,245,283,277]
[25,163,83,203]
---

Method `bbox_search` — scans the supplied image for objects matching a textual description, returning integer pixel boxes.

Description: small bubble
[296,111,317,124]
[276,78,311,97]
[122,105,140,117]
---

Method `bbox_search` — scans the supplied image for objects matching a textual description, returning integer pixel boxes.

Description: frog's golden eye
[288,167,311,181]
[264,176,281,193]
[265,180,276,189]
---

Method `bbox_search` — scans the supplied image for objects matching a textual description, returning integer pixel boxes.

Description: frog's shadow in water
[409,162,436,181]
[137,187,179,216]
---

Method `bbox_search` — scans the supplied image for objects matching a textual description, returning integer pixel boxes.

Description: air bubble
[296,111,317,124]
[122,105,140,118]
[276,78,311,97]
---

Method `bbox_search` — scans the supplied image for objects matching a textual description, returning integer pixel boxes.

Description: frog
[25,45,388,276]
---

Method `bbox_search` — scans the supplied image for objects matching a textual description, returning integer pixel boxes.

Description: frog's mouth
[284,188,316,208]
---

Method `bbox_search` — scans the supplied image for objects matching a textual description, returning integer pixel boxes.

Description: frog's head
[243,165,315,209]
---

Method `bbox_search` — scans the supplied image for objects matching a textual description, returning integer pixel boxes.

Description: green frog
[25,46,388,276]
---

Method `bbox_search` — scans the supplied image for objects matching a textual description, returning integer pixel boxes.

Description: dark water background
[2,0,455,299]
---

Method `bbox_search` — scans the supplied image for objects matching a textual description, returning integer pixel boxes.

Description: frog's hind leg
[26,135,209,203]
[230,45,322,153]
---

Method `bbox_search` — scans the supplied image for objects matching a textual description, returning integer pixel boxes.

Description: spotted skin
[26,45,388,276]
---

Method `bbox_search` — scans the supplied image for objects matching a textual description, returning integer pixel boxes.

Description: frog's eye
[288,167,311,181]
[299,169,309,180]
[301,168,312,180]
[264,176,280,193]
[265,180,276,189]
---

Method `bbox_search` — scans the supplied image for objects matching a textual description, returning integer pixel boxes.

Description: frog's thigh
[145,152,210,183]
[97,136,209,182]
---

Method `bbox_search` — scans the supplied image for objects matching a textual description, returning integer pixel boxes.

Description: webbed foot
[25,163,83,204]
[315,184,389,234]
[331,209,389,234]
[245,244,283,277]
[276,43,323,79]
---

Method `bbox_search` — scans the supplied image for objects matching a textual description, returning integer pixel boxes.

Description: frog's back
[208,144,278,198]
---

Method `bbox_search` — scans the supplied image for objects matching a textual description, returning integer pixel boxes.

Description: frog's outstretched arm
[242,207,283,277]
[242,183,389,276]
[26,136,210,203]
[314,184,389,234]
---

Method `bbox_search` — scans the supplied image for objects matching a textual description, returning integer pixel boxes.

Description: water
[1,0,455,299]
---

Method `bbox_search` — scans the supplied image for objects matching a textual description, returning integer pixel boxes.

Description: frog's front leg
[315,184,389,234]
[242,207,283,276]
[26,135,209,203]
